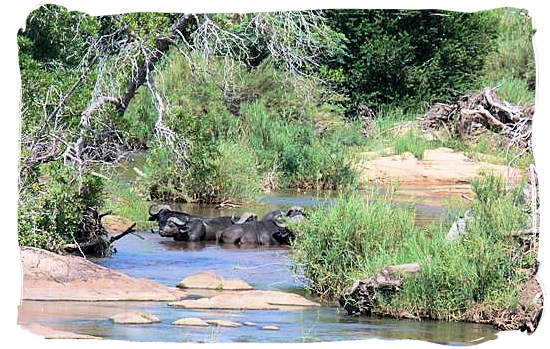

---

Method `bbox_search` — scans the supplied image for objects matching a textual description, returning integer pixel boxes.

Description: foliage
[481,8,535,104]
[323,9,499,115]
[291,174,530,319]
[18,161,104,251]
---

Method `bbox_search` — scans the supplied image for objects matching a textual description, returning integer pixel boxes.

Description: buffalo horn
[167,216,187,226]
[149,204,172,216]
[233,212,256,224]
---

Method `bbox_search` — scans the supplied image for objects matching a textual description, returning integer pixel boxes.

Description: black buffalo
[148,205,256,241]
[215,206,305,246]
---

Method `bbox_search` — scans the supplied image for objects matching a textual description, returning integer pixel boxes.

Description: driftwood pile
[63,209,137,257]
[339,263,421,316]
[421,88,533,151]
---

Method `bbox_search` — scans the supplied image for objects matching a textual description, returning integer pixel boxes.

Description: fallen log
[421,88,532,151]
[339,263,421,316]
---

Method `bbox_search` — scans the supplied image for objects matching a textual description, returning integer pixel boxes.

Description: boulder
[172,318,210,327]
[21,246,186,301]
[168,290,320,310]
[206,319,241,327]
[177,270,253,290]
[110,312,160,324]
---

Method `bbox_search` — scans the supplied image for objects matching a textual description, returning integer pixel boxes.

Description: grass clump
[291,174,531,320]
[392,130,434,159]
[102,178,153,229]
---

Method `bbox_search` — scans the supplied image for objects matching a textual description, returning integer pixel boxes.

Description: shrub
[18,161,104,251]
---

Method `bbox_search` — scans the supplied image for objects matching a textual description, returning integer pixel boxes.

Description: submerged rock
[22,323,100,339]
[21,246,186,301]
[172,317,210,327]
[169,290,320,310]
[110,312,160,324]
[177,270,253,290]
[206,319,241,327]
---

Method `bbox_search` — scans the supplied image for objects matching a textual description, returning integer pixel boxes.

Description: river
[18,188,498,344]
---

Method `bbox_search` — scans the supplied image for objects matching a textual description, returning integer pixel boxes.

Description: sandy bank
[355,147,522,186]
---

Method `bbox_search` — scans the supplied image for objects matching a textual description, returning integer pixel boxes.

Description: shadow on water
[18,187,499,344]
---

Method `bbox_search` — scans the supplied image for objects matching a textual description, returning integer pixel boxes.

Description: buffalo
[148,204,256,241]
[215,206,305,246]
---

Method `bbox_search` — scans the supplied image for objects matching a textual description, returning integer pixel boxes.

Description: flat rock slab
[169,290,320,310]
[21,246,186,301]
[356,147,522,185]
[261,325,280,330]
[206,319,241,327]
[22,323,100,339]
[177,270,253,290]
[172,317,210,327]
[110,312,160,324]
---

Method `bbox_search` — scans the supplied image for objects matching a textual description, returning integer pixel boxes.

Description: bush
[291,174,530,320]
[18,161,104,251]
[324,9,498,114]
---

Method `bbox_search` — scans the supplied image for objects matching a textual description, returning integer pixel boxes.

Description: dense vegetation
[291,175,533,320]
[17,5,535,257]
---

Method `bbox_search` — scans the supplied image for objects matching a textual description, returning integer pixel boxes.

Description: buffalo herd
[148,205,306,246]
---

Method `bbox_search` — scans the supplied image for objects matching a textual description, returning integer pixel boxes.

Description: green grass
[102,179,154,229]
[392,130,433,159]
[291,174,531,320]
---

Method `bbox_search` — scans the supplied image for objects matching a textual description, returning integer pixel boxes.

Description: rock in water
[206,319,241,327]
[177,270,253,290]
[261,325,280,330]
[110,312,160,324]
[21,246,186,301]
[243,322,258,326]
[168,290,320,310]
[172,318,210,327]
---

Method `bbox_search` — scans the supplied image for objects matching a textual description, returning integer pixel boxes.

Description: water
[18,189,498,344]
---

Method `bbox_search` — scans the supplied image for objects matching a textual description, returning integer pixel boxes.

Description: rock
[21,246,186,301]
[261,325,280,330]
[172,318,210,327]
[446,210,474,242]
[22,323,100,339]
[110,312,160,324]
[177,270,253,290]
[340,263,421,316]
[169,290,320,310]
[206,319,241,327]
[243,322,258,326]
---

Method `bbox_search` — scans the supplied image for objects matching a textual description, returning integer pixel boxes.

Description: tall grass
[291,174,531,320]
[392,130,433,159]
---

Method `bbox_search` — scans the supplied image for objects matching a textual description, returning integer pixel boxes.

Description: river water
[18,188,499,344]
